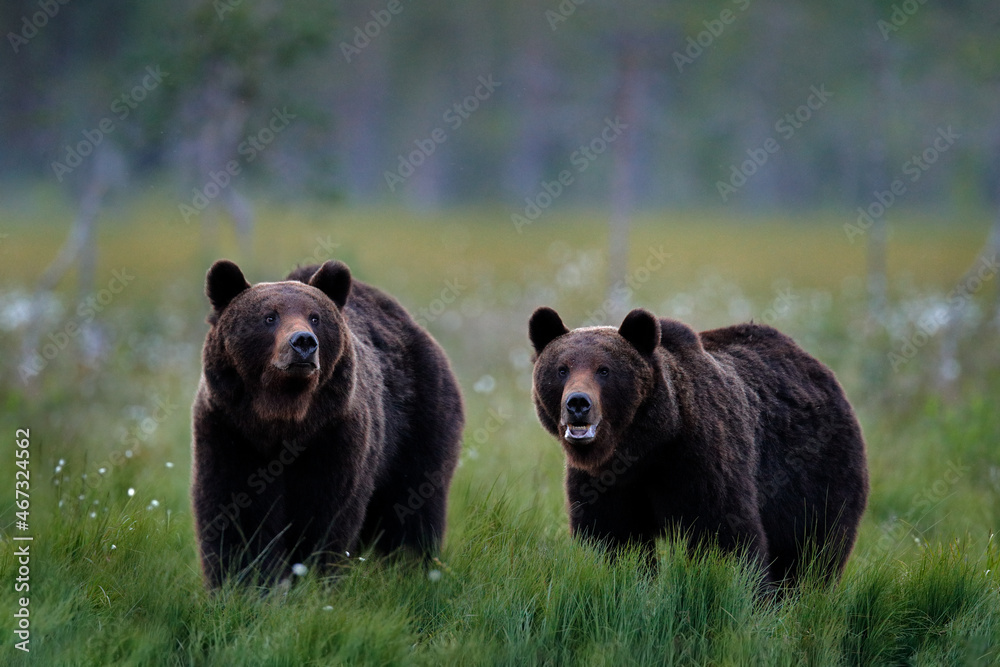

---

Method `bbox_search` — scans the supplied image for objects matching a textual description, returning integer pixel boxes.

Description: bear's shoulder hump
[658,318,703,353]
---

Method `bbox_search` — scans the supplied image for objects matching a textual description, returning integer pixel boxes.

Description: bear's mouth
[563,423,598,444]
[275,361,319,377]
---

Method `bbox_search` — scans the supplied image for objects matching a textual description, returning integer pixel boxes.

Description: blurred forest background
[3,0,1000,209]
[3,0,1000,393]
[2,1,1000,663]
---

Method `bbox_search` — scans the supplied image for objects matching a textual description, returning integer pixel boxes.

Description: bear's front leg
[292,491,372,573]
[682,498,774,587]
[566,469,659,572]
[281,443,377,574]
[192,432,291,588]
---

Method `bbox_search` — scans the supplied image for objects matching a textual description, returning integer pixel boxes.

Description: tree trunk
[936,205,1000,391]
[336,8,390,200]
[178,63,253,262]
[503,1,555,200]
[20,144,125,385]
[606,40,641,315]
[865,32,892,335]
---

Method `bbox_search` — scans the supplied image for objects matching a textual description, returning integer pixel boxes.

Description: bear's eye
[597,367,610,377]
[265,313,277,325]
[309,314,320,325]
[557,366,568,378]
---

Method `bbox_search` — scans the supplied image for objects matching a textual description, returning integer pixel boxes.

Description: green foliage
[1,203,999,664]
[4,0,1000,204]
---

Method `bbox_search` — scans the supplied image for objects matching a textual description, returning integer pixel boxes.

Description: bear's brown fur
[191,260,463,587]
[529,307,869,584]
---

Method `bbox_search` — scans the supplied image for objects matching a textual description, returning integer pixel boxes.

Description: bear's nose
[289,331,318,359]
[565,392,592,422]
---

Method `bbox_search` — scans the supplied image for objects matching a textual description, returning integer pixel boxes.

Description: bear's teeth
[565,425,596,440]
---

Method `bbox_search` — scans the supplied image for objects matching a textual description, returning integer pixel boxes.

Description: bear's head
[203,259,352,424]
[529,307,660,472]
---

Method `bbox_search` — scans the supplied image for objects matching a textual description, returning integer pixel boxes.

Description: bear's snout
[561,390,600,444]
[565,392,592,422]
[275,328,320,375]
[289,331,318,359]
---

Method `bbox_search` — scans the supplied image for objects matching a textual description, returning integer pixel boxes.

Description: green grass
[1,198,999,665]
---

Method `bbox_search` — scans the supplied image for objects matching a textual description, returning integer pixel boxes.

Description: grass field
[1,197,999,665]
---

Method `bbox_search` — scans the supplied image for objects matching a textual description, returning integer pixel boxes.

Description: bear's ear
[206,260,251,314]
[618,309,660,356]
[529,307,569,355]
[285,264,321,283]
[309,260,351,309]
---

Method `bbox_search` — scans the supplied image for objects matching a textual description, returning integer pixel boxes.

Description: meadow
[1,195,999,665]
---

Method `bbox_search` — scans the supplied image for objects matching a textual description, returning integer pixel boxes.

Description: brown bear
[529,307,869,585]
[191,259,463,588]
